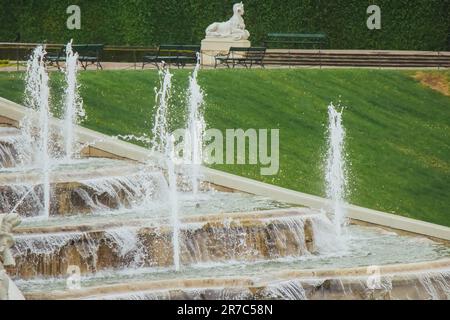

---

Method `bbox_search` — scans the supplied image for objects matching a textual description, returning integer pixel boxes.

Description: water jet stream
[25,46,52,219]
[185,53,205,195]
[63,40,85,160]
[325,103,347,237]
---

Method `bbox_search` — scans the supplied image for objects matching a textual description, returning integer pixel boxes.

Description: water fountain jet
[24,46,52,219]
[184,54,205,195]
[325,103,347,237]
[62,40,85,160]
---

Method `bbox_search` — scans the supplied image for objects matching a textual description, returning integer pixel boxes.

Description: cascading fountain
[1,43,449,300]
[24,46,52,219]
[62,40,85,160]
[325,103,347,237]
[184,53,205,195]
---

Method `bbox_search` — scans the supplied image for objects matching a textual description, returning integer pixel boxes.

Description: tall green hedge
[1,0,449,50]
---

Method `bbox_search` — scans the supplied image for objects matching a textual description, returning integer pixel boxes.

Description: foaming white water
[184,54,205,195]
[264,280,307,300]
[310,212,347,255]
[63,40,85,160]
[25,46,52,218]
[325,103,348,237]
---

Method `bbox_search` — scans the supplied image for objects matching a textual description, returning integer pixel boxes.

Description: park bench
[264,33,327,49]
[45,44,104,70]
[142,44,200,69]
[214,47,266,68]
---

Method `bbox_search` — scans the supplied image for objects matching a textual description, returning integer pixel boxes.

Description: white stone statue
[0,213,21,267]
[0,269,9,300]
[0,213,20,300]
[205,2,250,41]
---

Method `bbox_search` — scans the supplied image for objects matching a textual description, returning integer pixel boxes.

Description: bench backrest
[158,44,200,57]
[265,33,327,49]
[246,47,266,60]
[72,44,104,57]
[228,47,266,59]
[267,33,326,40]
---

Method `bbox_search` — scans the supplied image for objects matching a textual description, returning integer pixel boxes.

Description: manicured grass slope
[0,69,448,226]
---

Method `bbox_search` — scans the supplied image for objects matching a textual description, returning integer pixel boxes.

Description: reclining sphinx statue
[0,213,21,300]
[205,2,250,41]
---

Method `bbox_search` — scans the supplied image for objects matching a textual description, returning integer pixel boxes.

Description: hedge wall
[1,0,449,50]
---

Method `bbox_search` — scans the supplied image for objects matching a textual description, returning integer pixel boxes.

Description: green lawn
[0,69,449,226]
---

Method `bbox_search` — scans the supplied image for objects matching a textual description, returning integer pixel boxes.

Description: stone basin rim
[15,207,319,235]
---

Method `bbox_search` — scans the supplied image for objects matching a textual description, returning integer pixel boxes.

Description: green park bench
[142,44,200,69]
[45,44,104,70]
[214,47,266,68]
[264,33,327,49]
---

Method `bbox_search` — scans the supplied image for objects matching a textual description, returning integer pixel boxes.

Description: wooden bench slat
[214,47,266,69]
[44,44,104,70]
[265,33,328,49]
[142,44,200,69]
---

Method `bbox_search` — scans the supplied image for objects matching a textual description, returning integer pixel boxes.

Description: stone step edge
[15,207,317,234]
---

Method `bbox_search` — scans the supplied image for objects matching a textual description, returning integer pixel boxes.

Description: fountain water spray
[166,134,181,271]
[184,53,205,195]
[63,40,85,160]
[25,46,52,218]
[150,66,181,271]
[325,103,348,237]
[151,67,172,153]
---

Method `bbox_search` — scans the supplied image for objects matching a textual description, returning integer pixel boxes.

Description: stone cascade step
[0,127,29,168]
[19,259,450,300]
[0,158,167,216]
[8,208,317,279]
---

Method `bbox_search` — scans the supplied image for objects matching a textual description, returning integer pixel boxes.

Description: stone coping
[0,96,449,241]
[15,207,317,235]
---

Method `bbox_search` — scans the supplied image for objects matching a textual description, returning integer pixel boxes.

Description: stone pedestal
[201,37,251,66]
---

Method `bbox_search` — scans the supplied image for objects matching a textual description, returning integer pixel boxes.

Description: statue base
[201,37,251,66]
